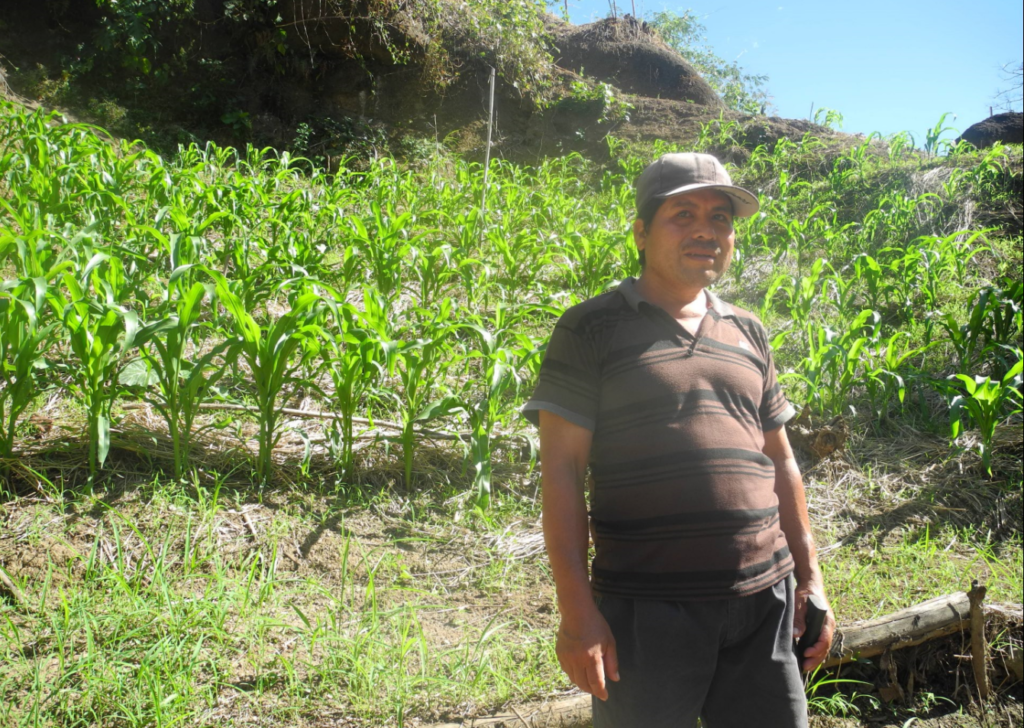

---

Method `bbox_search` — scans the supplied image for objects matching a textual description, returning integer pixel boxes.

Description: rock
[956,112,1024,149]
[553,17,721,107]
[787,414,849,460]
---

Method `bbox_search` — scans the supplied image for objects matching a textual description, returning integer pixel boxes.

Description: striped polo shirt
[524,277,796,600]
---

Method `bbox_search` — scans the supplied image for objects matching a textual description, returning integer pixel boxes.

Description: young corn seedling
[457,305,538,509]
[786,257,828,327]
[408,243,457,309]
[211,272,334,483]
[324,299,389,483]
[862,332,933,422]
[948,352,1023,476]
[386,303,460,489]
[940,286,1007,372]
[924,112,958,156]
[0,277,59,483]
[785,310,879,416]
[51,254,173,487]
[121,280,240,479]
[349,202,421,305]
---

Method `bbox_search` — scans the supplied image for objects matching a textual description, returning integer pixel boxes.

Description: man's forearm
[542,465,596,620]
[537,410,618,699]
[764,425,836,668]
[774,453,822,587]
[763,426,822,587]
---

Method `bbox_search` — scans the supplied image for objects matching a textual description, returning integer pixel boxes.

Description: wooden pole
[480,65,496,236]
[968,580,991,700]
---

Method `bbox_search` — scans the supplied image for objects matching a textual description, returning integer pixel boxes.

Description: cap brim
[656,183,760,218]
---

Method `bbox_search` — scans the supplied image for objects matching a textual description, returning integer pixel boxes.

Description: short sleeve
[521,317,601,431]
[758,342,796,432]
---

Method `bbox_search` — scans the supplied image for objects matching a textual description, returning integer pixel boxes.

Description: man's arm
[539,409,619,701]
[762,424,836,671]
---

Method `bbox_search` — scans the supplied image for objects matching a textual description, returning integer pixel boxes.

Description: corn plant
[51,255,174,486]
[982,281,1023,377]
[948,352,1023,475]
[787,257,829,326]
[852,253,891,312]
[323,297,390,483]
[886,131,915,161]
[457,305,540,508]
[556,227,631,300]
[785,310,880,416]
[349,202,422,304]
[408,243,458,309]
[0,278,59,481]
[211,273,334,482]
[385,302,460,488]
[862,332,932,422]
[939,285,1016,372]
[121,280,240,479]
[924,112,957,156]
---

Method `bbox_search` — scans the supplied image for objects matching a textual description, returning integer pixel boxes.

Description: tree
[994,61,1023,112]
[647,9,770,115]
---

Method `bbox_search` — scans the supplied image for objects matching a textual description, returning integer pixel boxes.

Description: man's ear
[632,218,646,252]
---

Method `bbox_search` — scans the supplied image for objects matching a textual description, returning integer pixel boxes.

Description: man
[523,153,835,727]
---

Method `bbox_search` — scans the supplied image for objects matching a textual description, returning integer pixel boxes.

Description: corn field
[0,101,1021,501]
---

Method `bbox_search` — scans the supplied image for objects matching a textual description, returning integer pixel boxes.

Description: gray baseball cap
[635,153,759,218]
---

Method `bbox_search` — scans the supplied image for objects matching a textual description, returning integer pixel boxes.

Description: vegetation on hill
[0,0,784,163]
[648,9,771,114]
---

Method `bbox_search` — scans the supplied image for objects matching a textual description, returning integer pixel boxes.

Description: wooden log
[968,581,990,700]
[824,592,971,668]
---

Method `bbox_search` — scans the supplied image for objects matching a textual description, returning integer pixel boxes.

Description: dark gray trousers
[591,578,807,728]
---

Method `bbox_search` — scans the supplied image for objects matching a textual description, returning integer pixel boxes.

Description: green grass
[1,465,1019,726]
[0,478,564,727]
[823,528,1023,622]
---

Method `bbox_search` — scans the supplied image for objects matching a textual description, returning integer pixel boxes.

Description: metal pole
[481,66,496,232]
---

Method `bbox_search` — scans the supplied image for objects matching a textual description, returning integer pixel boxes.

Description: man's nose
[690,214,717,240]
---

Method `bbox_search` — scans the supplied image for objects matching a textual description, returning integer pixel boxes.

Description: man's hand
[763,425,835,672]
[556,606,620,701]
[793,581,836,672]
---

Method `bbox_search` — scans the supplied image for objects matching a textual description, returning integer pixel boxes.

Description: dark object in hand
[795,594,828,662]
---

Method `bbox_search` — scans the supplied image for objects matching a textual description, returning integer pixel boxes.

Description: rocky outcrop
[957,112,1024,149]
[552,16,721,107]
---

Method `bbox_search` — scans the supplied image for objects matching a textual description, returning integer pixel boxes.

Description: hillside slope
[0,0,834,160]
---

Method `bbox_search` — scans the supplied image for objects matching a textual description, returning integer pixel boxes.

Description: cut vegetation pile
[0,100,1022,726]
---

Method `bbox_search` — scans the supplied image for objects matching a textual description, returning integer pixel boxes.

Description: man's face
[633,188,736,291]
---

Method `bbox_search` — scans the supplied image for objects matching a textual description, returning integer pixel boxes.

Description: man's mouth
[684,250,717,263]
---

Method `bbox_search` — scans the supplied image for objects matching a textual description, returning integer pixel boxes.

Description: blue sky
[556,0,1023,141]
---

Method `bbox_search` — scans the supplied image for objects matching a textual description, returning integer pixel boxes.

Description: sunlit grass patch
[0,481,563,727]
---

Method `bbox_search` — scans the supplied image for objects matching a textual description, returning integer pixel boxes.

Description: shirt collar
[616,277,734,318]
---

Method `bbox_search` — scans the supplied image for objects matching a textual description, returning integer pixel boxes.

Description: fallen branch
[825,591,974,667]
